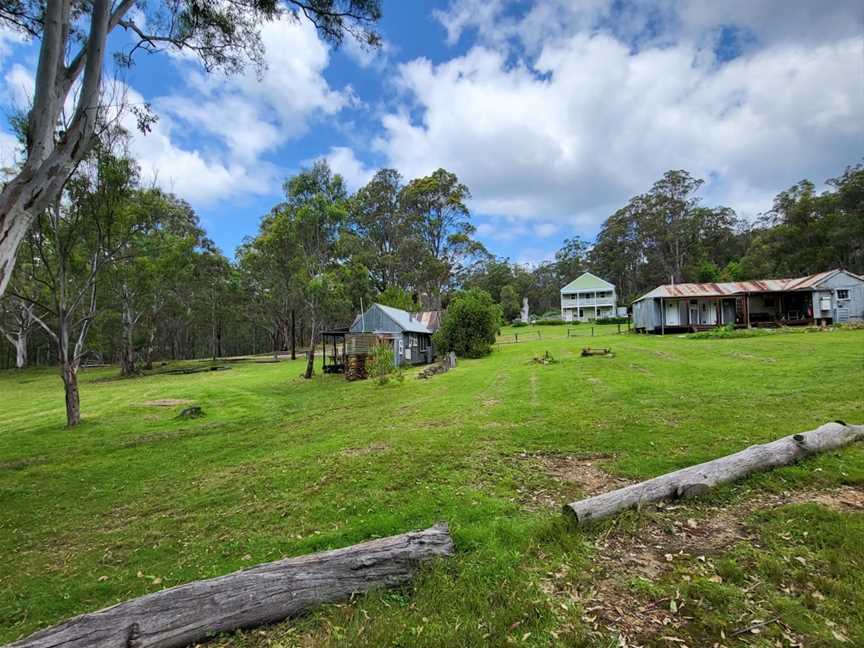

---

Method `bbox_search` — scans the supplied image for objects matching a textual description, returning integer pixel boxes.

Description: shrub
[600,316,629,324]
[511,320,529,328]
[367,341,396,384]
[433,288,502,358]
[535,319,565,326]
[687,325,773,340]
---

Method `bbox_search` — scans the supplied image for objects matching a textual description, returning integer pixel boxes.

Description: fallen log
[7,524,454,648]
[563,421,864,525]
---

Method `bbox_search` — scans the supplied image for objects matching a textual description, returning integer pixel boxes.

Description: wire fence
[495,323,630,346]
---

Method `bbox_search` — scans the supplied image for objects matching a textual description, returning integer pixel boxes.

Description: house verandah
[631,270,864,334]
[650,291,814,333]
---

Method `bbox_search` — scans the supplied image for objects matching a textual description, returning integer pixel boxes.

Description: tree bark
[61,362,81,427]
[0,0,119,299]
[303,320,316,379]
[15,331,28,369]
[564,421,864,525]
[291,308,296,360]
[7,524,454,648]
[120,298,137,376]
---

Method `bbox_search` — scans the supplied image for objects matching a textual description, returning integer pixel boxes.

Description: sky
[0,0,862,266]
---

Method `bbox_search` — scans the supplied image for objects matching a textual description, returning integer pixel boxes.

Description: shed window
[419,335,429,351]
[837,289,849,300]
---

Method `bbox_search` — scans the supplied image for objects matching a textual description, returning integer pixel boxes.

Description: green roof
[560,272,615,292]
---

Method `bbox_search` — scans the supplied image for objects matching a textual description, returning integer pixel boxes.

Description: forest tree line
[0,117,861,420]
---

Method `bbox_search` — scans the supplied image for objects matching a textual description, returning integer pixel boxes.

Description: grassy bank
[1,328,863,646]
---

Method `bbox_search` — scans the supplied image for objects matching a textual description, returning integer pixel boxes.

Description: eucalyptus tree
[400,168,485,307]
[0,296,39,368]
[107,190,206,374]
[13,144,143,426]
[282,161,351,378]
[346,168,421,294]
[0,0,383,299]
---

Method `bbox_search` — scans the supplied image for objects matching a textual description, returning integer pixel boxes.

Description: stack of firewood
[345,354,368,381]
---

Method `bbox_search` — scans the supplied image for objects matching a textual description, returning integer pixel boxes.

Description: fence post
[618,323,621,334]
[515,333,518,343]
[537,331,541,340]
[591,326,594,337]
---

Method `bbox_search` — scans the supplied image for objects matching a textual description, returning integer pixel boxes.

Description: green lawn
[1,328,863,646]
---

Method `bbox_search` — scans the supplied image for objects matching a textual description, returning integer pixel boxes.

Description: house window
[419,335,429,351]
[837,289,849,300]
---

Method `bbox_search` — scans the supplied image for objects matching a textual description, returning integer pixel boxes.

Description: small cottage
[349,303,435,366]
[631,269,864,334]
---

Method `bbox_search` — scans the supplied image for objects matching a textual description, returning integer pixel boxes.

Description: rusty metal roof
[416,310,442,332]
[633,269,857,302]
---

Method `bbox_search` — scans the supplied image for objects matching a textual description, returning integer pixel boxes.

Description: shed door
[665,301,679,326]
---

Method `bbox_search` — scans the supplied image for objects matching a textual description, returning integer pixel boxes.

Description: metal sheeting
[633,270,845,303]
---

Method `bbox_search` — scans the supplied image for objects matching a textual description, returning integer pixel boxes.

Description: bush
[686,325,772,340]
[599,316,629,324]
[367,341,397,384]
[433,288,502,358]
[511,320,529,328]
[535,319,565,326]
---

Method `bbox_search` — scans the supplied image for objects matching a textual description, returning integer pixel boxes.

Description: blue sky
[1,0,862,265]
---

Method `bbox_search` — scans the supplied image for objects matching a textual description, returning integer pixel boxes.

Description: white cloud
[375,13,863,236]
[319,146,375,191]
[3,63,34,107]
[157,17,351,164]
[0,127,21,169]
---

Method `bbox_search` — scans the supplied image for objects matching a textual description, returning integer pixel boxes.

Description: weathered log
[563,421,864,525]
[7,524,454,648]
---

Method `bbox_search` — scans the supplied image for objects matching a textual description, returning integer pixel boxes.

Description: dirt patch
[510,453,632,511]
[341,442,390,457]
[138,399,193,407]
[537,454,632,496]
[551,485,864,645]
[481,399,501,407]
[586,377,602,385]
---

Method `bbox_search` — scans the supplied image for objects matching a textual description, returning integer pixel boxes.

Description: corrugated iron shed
[633,269,850,302]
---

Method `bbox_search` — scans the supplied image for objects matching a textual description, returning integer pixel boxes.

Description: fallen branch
[730,616,780,637]
[7,524,454,648]
[563,421,864,524]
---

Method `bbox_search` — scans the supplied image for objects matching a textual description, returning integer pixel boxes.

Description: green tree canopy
[432,288,502,358]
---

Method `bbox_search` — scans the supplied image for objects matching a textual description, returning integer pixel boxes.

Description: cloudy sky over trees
[0,0,860,265]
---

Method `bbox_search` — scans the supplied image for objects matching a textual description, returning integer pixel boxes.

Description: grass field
[1,326,863,646]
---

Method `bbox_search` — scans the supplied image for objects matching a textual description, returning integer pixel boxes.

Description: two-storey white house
[560,272,618,322]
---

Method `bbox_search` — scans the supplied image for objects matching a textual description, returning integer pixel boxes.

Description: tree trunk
[0,0,117,300]
[8,524,454,648]
[61,362,81,427]
[143,325,155,370]
[119,302,136,376]
[291,309,296,360]
[564,421,864,524]
[303,320,316,379]
[15,331,28,369]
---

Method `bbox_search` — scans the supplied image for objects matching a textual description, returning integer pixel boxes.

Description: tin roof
[416,310,442,332]
[633,269,855,303]
[350,303,433,334]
